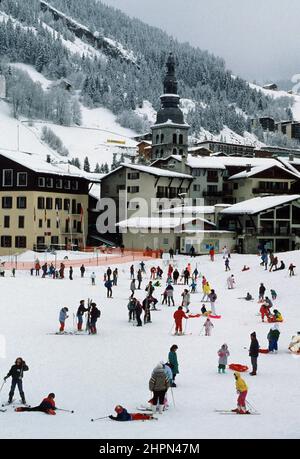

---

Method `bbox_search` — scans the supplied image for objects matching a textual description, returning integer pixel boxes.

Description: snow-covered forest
[0,0,296,138]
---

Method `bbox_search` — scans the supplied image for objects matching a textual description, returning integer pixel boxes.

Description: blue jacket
[59,308,68,322]
[110,408,132,421]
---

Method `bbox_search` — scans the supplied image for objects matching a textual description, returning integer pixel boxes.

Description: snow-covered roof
[0,149,101,181]
[228,164,300,181]
[159,206,216,215]
[186,156,226,170]
[117,216,215,229]
[89,183,101,200]
[220,195,300,215]
[103,163,192,179]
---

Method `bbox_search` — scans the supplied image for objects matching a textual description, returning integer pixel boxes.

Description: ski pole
[91,415,110,422]
[170,386,176,408]
[184,318,188,335]
[56,408,74,413]
[246,400,258,413]
[169,323,175,335]
[199,325,205,336]
[0,380,6,394]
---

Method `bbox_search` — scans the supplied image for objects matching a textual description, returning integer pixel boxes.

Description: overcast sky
[101,0,300,83]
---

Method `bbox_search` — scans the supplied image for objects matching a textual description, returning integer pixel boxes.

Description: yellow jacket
[203,283,211,294]
[235,372,248,392]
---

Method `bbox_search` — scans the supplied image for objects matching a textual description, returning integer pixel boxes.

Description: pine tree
[83,156,91,172]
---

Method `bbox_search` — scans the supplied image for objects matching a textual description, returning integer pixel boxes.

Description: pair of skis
[214,409,260,415]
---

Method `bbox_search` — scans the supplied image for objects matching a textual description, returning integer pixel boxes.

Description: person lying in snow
[15,393,56,415]
[109,405,154,421]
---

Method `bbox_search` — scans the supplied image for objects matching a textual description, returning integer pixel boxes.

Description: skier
[105,278,113,298]
[161,288,168,305]
[167,264,174,279]
[242,265,250,272]
[190,279,197,294]
[173,306,189,335]
[225,258,230,271]
[142,297,152,324]
[245,292,253,301]
[130,265,135,279]
[149,363,170,414]
[260,303,271,322]
[233,372,248,414]
[35,260,41,276]
[202,281,211,301]
[90,303,101,334]
[76,300,88,331]
[208,289,217,316]
[189,246,196,258]
[59,307,69,332]
[91,272,96,286]
[106,267,112,281]
[227,275,235,290]
[289,263,296,277]
[113,268,118,286]
[145,281,155,297]
[59,263,65,279]
[181,289,191,313]
[222,246,228,259]
[270,289,277,300]
[267,324,280,353]
[275,260,285,271]
[259,283,266,302]
[183,268,190,285]
[193,267,199,281]
[130,279,136,298]
[168,345,179,387]
[201,304,208,315]
[15,393,56,415]
[169,248,174,260]
[249,332,259,376]
[4,358,28,405]
[209,246,215,262]
[134,299,143,327]
[109,405,154,421]
[137,269,143,289]
[173,268,180,285]
[140,261,146,274]
[80,264,85,278]
[218,344,230,374]
[69,266,73,280]
[127,298,136,322]
[204,318,214,336]
[269,309,283,323]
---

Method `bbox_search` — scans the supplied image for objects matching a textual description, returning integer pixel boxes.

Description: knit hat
[115,405,123,414]
[251,332,256,338]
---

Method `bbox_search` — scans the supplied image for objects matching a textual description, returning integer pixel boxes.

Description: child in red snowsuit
[260,304,271,322]
[15,393,56,415]
[173,306,189,335]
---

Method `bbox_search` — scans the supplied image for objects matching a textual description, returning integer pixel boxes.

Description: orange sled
[229,364,249,372]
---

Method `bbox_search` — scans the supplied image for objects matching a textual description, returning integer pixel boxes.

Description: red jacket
[40,397,56,410]
[174,310,188,323]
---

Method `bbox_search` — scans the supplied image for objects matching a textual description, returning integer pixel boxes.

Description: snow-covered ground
[0,251,300,439]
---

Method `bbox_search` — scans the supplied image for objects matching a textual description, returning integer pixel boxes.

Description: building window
[55,198,62,210]
[193,185,201,192]
[47,219,51,228]
[37,197,45,209]
[18,216,25,229]
[17,172,27,187]
[156,134,159,143]
[4,216,10,228]
[1,236,12,247]
[38,219,43,228]
[3,169,13,187]
[51,236,59,245]
[173,134,177,144]
[64,199,70,211]
[207,170,219,183]
[179,134,183,145]
[72,199,77,214]
[72,181,79,191]
[127,172,140,180]
[36,236,45,246]
[64,180,71,190]
[173,148,177,155]
[55,179,63,189]
[38,177,45,187]
[46,177,53,188]
[73,219,77,230]
[46,198,53,210]
[127,186,139,193]
[15,236,26,248]
[17,197,27,209]
[2,196,12,209]
[161,134,164,143]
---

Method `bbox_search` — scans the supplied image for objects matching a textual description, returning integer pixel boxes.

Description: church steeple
[151,53,189,161]
[164,53,178,95]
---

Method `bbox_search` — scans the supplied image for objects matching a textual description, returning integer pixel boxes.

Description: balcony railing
[203,190,223,197]
[252,188,290,195]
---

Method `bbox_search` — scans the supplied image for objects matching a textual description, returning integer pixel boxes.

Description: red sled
[209,315,222,319]
[259,349,269,354]
[229,364,248,373]
[188,314,202,319]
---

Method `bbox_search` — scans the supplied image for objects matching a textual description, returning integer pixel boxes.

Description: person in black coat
[249,332,259,376]
[76,300,88,331]
[4,357,29,404]
[89,303,101,334]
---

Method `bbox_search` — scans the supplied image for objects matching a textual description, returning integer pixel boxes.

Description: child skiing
[218,344,230,374]
[4,358,28,405]
[204,318,214,336]
[168,345,179,387]
[267,324,280,353]
[15,393,56,415]
[77,300,88,331]
[227,275,235,290]
[149,363,170,414]
[233,372,249,414]
[59,307,69,332]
